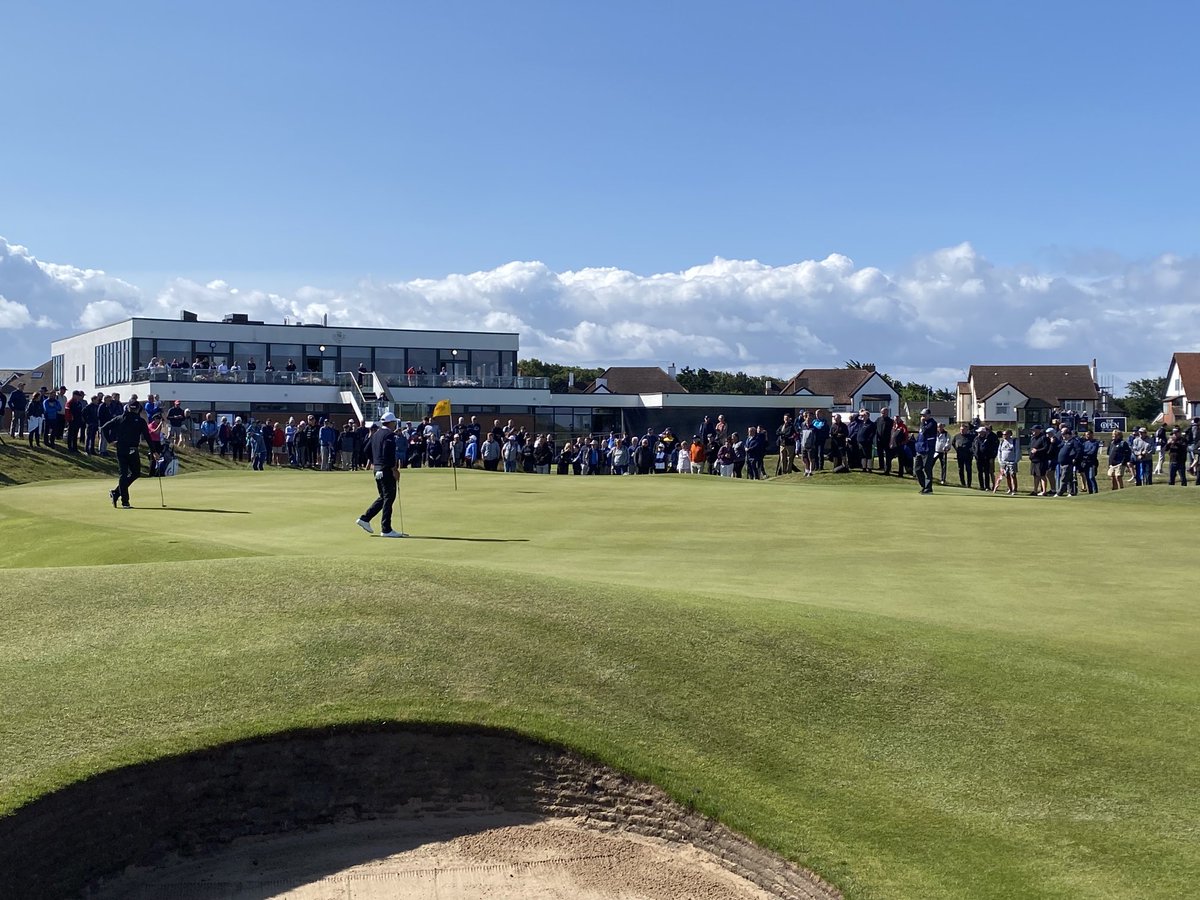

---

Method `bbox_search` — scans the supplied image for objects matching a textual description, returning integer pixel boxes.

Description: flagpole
[450,399,457,491]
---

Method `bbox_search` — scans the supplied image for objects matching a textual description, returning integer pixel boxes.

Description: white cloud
[3,236,1199,391]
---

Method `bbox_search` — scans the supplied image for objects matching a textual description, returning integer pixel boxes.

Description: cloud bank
[2,236,1198,391]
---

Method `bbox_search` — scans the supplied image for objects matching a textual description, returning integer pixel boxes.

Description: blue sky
[2,2,1198,386]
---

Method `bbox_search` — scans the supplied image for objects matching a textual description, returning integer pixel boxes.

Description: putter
[158,471,165,508]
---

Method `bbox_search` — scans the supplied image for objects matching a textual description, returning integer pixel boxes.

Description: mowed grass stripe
[1,468,1198,899]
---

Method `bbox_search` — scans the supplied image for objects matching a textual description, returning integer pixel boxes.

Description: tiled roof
[781,369,874,405]
[1168,352,1200,398]
[583,367,686,394]
[968,365,1098,406]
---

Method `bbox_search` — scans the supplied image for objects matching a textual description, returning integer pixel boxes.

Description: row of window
[131,338,515,380]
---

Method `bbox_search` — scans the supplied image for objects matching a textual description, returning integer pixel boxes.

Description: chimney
[863,363,876,372]
[668,362,677,379]
[1090,358,1098,385]
[323,313,328,327]
[568,371,575,389]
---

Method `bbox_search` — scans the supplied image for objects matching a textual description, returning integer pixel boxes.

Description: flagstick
[450,401,458,491]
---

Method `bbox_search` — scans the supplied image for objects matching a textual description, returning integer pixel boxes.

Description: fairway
[1,466,1198,899]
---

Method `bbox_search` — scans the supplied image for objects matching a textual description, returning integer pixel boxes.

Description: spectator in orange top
[688,435,706,474]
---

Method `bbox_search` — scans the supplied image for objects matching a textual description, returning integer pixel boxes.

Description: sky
[2,1,1198,391]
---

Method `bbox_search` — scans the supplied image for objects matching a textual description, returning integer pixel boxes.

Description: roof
[781,369,879,405]
[583,367,686,395]
[0,364,53,395]
[980,381,1029,402]
[967,365,1098,406]
[1167,352,1200,398]
[902,399,955,419]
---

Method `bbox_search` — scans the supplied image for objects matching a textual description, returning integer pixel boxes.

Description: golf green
[1,466,1197,899]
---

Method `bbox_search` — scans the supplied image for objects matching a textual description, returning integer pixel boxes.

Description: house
[957,364,1100,429]
[780,366,899,416]
[0,364,55,400]
[900,399,955,426]
[583,367,685,395]
[578,366,833,439]
[1162,353,1200,424]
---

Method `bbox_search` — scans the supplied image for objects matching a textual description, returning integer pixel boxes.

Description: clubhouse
[47,313,831,439]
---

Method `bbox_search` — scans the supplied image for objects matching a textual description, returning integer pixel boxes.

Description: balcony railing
[133,367,337,386]
[128,367,550,390]
[381,373,549,390]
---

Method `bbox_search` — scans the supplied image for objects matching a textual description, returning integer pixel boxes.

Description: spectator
[951,423,974,488]
[7,382,28,436]
[197,413,218,453]
[1165,427,1189,486]
[1107,429,1131,490]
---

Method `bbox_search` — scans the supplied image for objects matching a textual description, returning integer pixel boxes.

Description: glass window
[375,347,406,374]
[269,344,302,371]
[472,350,500,379]
[133,338,155,368]
[995,402,1010,415]
[408,348,436,373]
[1062,400,1086,412]
[861,394,891,414]
[156,340,193,364]
[233,342,266,368]
[501,351,516,377]
[339,345,372,373]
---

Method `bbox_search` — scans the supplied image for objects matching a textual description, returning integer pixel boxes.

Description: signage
[1093,415,1126,433]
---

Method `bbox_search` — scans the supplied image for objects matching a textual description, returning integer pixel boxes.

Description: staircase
[339,372,392,424]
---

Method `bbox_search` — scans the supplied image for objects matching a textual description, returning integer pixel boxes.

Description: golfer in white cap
[355,411,405,537]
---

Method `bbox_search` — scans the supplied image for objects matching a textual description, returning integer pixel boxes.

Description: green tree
[520,358,604,394]
[1118,376,1167,422]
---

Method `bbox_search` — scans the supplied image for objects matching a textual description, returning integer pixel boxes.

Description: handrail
[126,367,549,390]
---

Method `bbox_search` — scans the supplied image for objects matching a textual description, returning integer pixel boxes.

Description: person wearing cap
[1130,427,1154,486]
[41,388,63,448]
[995,429,1020,494]
[1026,424,1050,496]
[951,423,974,488]
[1165,427,1190,486]
[103,402,151,508]
[1054,427,1082,497]
[913,408,938,493]
[356,411,404,537]
[1107,429,1131,490]
[973,422,998,491]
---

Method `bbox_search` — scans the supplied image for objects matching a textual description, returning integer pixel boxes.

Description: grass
[1,462,1198,899]
[0,437,242,486]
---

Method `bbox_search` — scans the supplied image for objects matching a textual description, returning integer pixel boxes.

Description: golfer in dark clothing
[104,403,152,508]
[356,411,404,537]
[915,409,938,493]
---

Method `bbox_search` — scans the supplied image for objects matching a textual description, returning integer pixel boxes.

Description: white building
[48,314,830,439]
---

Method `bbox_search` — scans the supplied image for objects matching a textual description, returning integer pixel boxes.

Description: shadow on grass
[403,535,529,543]
[143,506,252,515]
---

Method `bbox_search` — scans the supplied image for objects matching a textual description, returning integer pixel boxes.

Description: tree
[1118,377,1166,422]
[520,358,604,394]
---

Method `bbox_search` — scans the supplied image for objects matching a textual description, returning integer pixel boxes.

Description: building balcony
[124,367,549,391]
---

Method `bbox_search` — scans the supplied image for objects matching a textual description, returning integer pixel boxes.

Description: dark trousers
[977,459,994,490]
[86,424,99,453]
[877,444,893,474]
[1169,462,1189,486]
[362,469,397,533]
[68,420,84,452]
[957,458,973,486]
[43,419,58,447]
[116,448,141,505]
[1057,463,1078,495]
[918,451,935,490]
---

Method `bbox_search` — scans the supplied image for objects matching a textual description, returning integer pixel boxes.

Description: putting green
[1,467,1197,899]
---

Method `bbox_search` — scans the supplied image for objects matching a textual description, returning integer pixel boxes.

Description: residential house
[957,365,1100,429]
[1162,352,1200,424]
[780,366,899,416]
[900,399,955,426]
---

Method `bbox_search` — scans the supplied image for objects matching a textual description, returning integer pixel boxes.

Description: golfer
[356,411,404,537]
[105,402,152,509]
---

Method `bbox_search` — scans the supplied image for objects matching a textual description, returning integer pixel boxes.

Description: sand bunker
[0,725,840,899]
[93,817,802,899]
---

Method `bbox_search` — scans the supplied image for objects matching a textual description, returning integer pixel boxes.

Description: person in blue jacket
[914,409,939,493]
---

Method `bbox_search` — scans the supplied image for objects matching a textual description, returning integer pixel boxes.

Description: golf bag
[151,444,179,477]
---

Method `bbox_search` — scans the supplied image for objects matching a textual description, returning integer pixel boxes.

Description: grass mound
[0,466,1197,899]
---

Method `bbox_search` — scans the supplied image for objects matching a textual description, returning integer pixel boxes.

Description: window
[473,350,500,379]
[860,394,891,414]
[995,402,1010,415]
[339,346,372,374]
[1062,400,1086,413]
[375,347,406,374]
[1175,377,1182,393]
[156,340,193,364]
[407,348,436,373]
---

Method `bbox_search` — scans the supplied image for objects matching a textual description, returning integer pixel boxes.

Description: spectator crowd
[5,384,1198,493]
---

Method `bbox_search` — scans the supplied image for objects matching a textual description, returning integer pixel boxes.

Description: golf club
[395,481,407,536]
[158,468,165,508]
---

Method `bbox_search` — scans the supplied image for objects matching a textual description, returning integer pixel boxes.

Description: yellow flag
[432,399,451,419]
